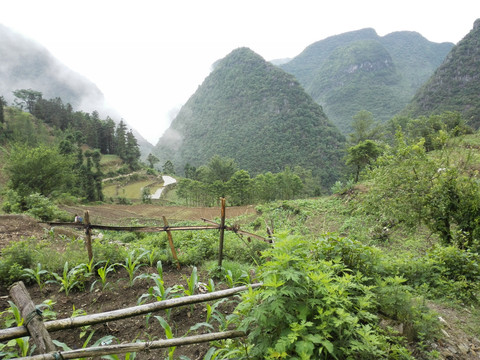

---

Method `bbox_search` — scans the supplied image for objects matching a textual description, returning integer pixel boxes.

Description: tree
[5,144,75,198]
[345,140,383,182]
[115,120,127,159]
[184,163,198,179]
[366,131,480,249]
[198,155,237,183]
[13,89,43,113]
[227,170,252,205]
[0,95,5,124]
[349,110,382,144]
[162,160,175,175]
[147,153,160,169]
[125,130,141,169]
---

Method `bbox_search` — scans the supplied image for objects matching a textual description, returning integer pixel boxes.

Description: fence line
[14,331,246,360]
[47,198,269,265]
[0,283,262,342]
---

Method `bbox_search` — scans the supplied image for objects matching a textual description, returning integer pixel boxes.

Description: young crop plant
[22,262,49,290]
[48,262,86,296]
[2,301,32,357]
[121,249,149,286]
[90,260,117,291]
[154,316,176,360]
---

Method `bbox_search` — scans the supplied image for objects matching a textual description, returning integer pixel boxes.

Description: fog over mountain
[0,24,153,153]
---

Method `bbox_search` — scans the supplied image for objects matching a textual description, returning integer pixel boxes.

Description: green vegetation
[404,19,480,129]
[153,47,346,191]
[280,28,452,134]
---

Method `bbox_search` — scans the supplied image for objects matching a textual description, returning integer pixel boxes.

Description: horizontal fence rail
[0,283,262,342]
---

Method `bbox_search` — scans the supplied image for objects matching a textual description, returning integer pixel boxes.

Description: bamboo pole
[84,210,93,262]
[162,216,180,270]
[9,282,56,354]
[218,198,226,267]
[47,222,220,232]
[13,330,245,360]
[0,284,262,341]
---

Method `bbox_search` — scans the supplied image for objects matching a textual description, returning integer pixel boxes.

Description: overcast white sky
[2,0,480,144]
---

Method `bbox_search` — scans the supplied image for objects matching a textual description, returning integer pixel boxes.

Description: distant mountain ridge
[279,28,453,133]
[403,19,480,128]
[153,47,346,188]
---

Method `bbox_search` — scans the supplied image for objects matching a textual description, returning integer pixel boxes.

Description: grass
[103,180,163,199]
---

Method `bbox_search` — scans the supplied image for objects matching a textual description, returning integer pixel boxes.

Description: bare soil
[1,207,480,359]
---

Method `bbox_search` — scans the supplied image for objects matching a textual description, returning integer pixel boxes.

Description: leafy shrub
[386,246,480,303]
[232,234,415,359]
[1,189,23,213]
[25,193,70,221]
[311,234,382,277]
[0,240,34,286]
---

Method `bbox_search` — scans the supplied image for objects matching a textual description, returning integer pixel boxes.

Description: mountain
[153,47,346,188]
[403,19,480,128]
[279,28,453,134]
[0,24,153,153]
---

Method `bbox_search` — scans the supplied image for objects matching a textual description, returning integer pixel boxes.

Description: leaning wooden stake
[218,197,226,267]
[9,282,56,354]
[84,210,93,262]
[13,330,245,360]
[162,216,180,270]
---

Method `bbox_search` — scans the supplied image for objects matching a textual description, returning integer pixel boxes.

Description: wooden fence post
[84,210,93,262]
[218,197,226,267]
[162,216,180,270]
[9,281,56,354]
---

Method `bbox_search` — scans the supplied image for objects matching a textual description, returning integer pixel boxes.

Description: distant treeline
[166,155,319,206]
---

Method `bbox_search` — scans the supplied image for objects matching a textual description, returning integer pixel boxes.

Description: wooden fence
[48,197,270,268]
[0,198,269,358]
[2,281,262,359]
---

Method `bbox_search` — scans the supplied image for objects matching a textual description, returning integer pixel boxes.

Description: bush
[231,234,416,359]
[0,240,34,286]
[386,246,480,304]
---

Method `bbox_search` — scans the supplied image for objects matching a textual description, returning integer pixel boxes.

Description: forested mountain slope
[403,19,480,128]
[280,28,453,133]
[153,47,346,188]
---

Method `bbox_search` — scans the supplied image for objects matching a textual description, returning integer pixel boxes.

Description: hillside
[403,19,480,128]
[153,47,346,188]
[280,28,453,133]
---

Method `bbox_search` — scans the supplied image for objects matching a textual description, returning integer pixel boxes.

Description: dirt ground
[1,209,480,359]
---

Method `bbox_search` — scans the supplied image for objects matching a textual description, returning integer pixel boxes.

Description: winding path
[150,175,177,199]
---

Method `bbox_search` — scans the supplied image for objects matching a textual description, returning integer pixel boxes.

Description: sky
[2,0,480,144]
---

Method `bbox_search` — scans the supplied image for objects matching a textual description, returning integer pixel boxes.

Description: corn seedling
[22,263,49,290]
[54,332,116,360]
[48,262,84,296]
[206,278,215,292]
[154,315,176,360]
[137,272,183,319]
[121,250,149,286]
[5,301,31,357]
[183,266,198,296]
[91,261,117,291]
